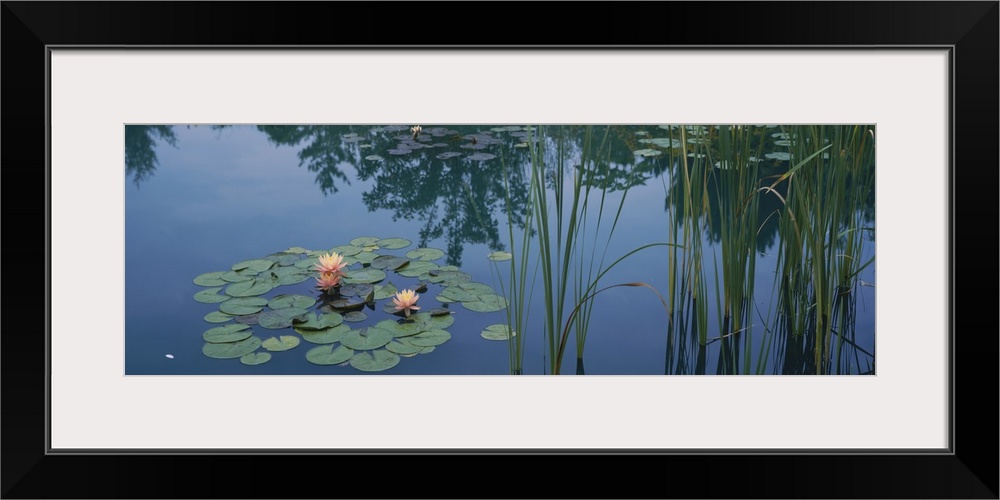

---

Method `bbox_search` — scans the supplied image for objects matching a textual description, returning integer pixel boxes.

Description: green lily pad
[193,271,228,287]
[350,350,400,372]
[352,251,380,265]
[278,273,311,286]
[373,282,399,300]
[343,311,368,323]
[203,323,252,343]
[306,344,354,365]
[376,319,423,338]
[458,282,495,295]
[426,270,471,285]
[298,324,351,344]
[342,268,386,284]
[268,266,305,278]
[462,294,508,312]
[339,283,375,297]
[294,257,320,270]
[283,246,309,254]
[408,329,451,347]
[412,311,455,330]
[397,261,438,278]
[481,324,514,341]
[240,352,272,365]
[268,294,317,310]
[365,154,385,162]
[385,340,423,355]
[194,287,230,304]
[225,279,275,298]
[235,313,261,325]
[376,237,412,250]
[487,251,512,262]
[262,335,301,352]
[428,307,452,316]
[219,297,268,315]
[293,312,344,330]
[350,236,380,247]
[370,255,410,270]
[232,259,275,273]
[327,296,367,310]
[202,336,262,359]
[633,148,662,157]
[203,311,236,323]
[221,270,256,282]
[439,286,480,302]
[340,327,394,351]
[435,295,456,303]
[276,254,301,266]
[405,247,445,261]
[329,245,363,257]
[257,311,295,330]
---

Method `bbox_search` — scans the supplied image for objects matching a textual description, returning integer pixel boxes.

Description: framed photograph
[4,2,996,498]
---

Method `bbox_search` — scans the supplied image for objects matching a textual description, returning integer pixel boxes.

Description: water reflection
[124,125,176,186]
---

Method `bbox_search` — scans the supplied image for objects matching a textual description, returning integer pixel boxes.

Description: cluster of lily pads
[192,236,511,372]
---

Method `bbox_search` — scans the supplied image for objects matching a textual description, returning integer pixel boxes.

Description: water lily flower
[315,272,341,292]
[411,125,422,139]
[314,252,347,276]
[392,289,421,317]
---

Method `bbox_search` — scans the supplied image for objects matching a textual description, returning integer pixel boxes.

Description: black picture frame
[3,2,996,498]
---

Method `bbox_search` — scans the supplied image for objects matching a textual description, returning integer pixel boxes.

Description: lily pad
[306,344,354,365]
[365,155,385,162]
[466,153,496,161]
[370,255,410,270]
[339,283,375,297]
[262,335,300,352]
[278,273,311,286]
[349,350,400,372]
[436,152,463,160]
[412,311,454,330]
[376,237,412,250]
[225,279,275,298]
[203,323,252,343]
[293,312,344,330]
[219,297,268,315]
[385,340,422,355]
[340,327,394,351]
[343,311,368,323]
[428,307,452,317]
[342,268,386,284]
[633,148,662,157]
[221,270,256,283]
[375,319,423,338]
[462,294,508,312]
[194,287,230,304]
[232,259,275,273]
[276,254,301,266]
[352,251,380,265]
[203,311,236,323]
[350,236,380,247]
[373,282,399,300]
[408,329,451,347]
[458,282,495,295]
[202,336,262,359]
[330,245,363,257]
[406,248,445,261]
[235,313,261,325]
[298,324,351,344]
[426,269,471,284]
[256,311,295,330]
[487,251,512,262]
[268,294,317,310]
[294,257,320,270]
[240,352,272,365]
[193,271,227,287]
[439,286,480,302]
[327,296,368,310]
[397,261,438,278]
[481,324,514,341]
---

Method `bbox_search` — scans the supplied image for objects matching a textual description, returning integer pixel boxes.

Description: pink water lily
[315,272,341,292]
[392,289,421,317]
[314,252,347,276]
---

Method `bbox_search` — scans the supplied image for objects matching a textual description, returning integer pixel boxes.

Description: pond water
[125,124,875,375]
